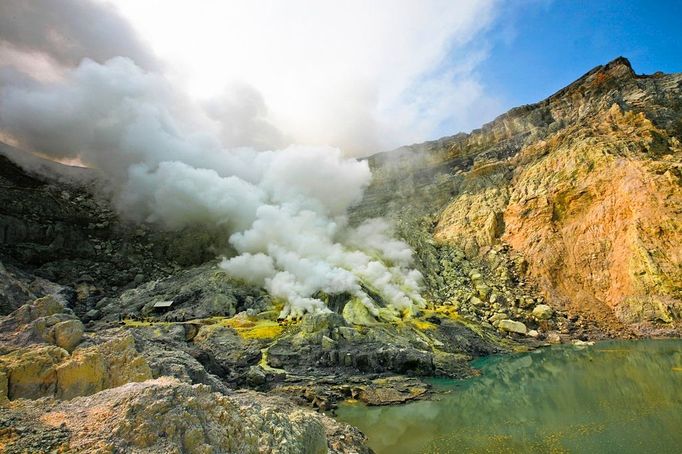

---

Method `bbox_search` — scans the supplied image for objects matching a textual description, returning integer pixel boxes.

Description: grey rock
[498,319,528,335]
[532,304,554,320]
[53,319,84,351]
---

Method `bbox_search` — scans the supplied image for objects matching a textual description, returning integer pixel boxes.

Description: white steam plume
[0,57,424,318]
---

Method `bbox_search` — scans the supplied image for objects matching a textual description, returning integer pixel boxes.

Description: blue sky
[474,0,682,120]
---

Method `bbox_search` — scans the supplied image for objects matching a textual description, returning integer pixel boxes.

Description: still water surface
[336,339,682,453]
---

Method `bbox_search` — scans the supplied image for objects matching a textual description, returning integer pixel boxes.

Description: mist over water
[0,57,425,317]
[337,339,682,453]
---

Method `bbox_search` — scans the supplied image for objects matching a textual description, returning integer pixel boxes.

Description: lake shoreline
[335,338,682,454]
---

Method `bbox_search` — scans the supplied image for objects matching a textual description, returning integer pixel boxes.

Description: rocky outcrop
[0,377,370,454]
[0,148,230,318]
[265,309,500,379]
[90,261,521,389]
[95,262,270,323]
[0,281,370,452]
[0,261,64,315]
[54,331,153,400]
[0,331,152,401]
[0,345,67,400]
[0,296,151,401]
[0,294,83,351]
[500,103,681,332]
[356,57,682,335]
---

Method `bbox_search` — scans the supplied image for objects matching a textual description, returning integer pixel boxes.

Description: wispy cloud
[0,0,157,70]
[110,0,502,154]
[1,0,503,154]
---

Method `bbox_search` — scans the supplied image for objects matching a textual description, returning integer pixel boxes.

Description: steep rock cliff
[356,57,681,334]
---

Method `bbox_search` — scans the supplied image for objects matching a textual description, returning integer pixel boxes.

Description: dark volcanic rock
[94,263,270,323]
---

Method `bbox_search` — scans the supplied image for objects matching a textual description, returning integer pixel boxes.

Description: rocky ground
[0,57,679,453]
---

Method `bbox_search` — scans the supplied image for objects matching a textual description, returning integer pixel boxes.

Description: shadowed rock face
[356,57,682,334]
[0,149,230,316]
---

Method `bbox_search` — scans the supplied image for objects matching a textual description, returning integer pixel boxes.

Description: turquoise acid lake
[336,339,682,454]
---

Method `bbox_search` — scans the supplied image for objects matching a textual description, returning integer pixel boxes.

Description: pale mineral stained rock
[53,319,84,351]
[0,345,67,399]
[547,333,563,344]
[32,377,355,453]
[342,298,377,326]
[0,332,151,401]
[498,319,528,335]
[532,305,554,320]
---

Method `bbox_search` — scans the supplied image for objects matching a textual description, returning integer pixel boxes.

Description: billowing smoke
[0,57,424,318]
[0,0,157,70]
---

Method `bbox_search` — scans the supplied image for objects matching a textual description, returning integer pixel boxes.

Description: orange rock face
[361,57,682,334]
[500,105,681,329]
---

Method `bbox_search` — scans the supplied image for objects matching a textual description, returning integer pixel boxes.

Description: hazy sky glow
[108,0,682,153]
[108,0,500,154]
[1,0,681,155]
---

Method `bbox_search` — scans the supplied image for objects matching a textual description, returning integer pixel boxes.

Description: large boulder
[342,299,377,326]
[532,304,554,320]
[498,319,528,335]
[53,319,84,351]
[0,345,68,399]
